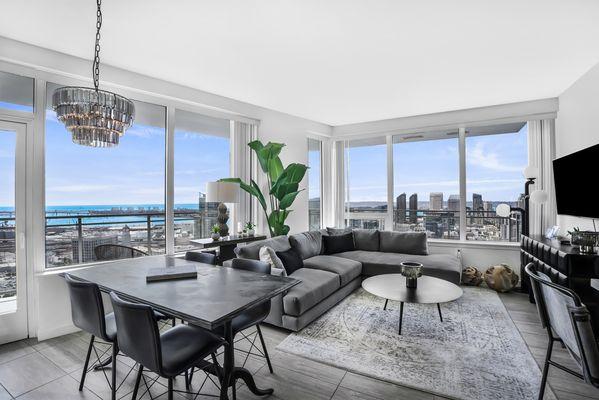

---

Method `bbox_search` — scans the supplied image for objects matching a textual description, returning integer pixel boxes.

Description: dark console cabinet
[521,234,599,332]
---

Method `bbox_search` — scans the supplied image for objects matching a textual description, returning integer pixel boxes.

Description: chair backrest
[185,251,217,265]
[231,258,271,274]
[109,292,162,374]
[94,244,148,261]
[231,258,272,319]
[526,263,599,385]
[64,274,110,341]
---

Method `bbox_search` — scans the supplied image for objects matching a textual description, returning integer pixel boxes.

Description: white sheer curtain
[230,121,258,233]
[332,140,347,227]
[528,119,557,236]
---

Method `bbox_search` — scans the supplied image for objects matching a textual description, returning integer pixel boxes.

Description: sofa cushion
[323,232,355,255]
[352,229,380,251]
[303,255,362,286]
[335,250,461,284]
[283,268,340,316]
[379,231,428,255]
[275,248,304,275]
[326,227,352,236]
[235,235,290,260]
[289,231,323,260]
[259,246,286,276]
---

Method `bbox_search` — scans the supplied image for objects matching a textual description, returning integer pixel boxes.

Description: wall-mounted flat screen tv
[553,143,599,218]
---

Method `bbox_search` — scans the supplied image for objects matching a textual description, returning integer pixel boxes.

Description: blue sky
[348,124,528,204]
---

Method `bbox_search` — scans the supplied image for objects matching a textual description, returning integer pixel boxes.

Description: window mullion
[165,106,175,255]
[459,127,467,241]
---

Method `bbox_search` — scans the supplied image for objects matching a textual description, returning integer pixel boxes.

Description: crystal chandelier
[52,0,135,147]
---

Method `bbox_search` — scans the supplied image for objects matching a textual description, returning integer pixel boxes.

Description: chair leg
[539,338,554,400]
[168,378,174,400]
[79,335,94,391]
[172,318,176,327]
[256,325,273,373]
[131,364,143,400]
[111,343,118,400]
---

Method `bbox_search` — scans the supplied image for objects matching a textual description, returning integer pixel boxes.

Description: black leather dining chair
[185,251,217,265]
[526,263,599,399]
[223,259,274,371]
[65,274,120,400]
[109,292,225,400]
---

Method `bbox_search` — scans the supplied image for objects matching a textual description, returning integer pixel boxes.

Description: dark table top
[64,256,298,330]
[190,235,267,248]
[362,274,463,304]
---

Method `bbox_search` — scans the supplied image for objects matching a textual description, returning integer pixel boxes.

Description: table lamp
[206,181,240,237]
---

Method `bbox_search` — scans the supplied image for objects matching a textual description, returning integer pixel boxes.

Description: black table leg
[217,321,273,400]
[383,299,388,310]
[398,302,404,335]
[218,244,237,265]
[437,303,443,322]
[220,321,234,400]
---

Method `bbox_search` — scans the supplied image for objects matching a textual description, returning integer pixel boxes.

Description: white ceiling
[1,0,599,125]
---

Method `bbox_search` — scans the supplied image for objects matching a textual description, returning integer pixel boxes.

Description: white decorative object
[259,246,286,276]
[530,189,548,204]
[523,165,539,180]
[495,203,512,218]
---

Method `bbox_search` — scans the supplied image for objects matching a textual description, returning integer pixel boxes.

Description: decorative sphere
[484,264,519,292]
[530,190,548,204]
[523,165,538,180]
[495,203,511,218]
[462,267,483,286]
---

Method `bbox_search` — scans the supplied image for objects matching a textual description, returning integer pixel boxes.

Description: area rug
[277,287,555,400]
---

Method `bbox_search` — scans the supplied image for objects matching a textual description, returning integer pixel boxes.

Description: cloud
[467,142,525,172]
[51,184,113,192]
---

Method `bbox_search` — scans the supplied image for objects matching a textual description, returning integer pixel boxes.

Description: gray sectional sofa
[226,229,461,331]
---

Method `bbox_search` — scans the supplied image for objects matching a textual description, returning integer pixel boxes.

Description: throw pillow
[289,231,322,259]
[275,248,304,275]
[379,231,428,255]
[352,229,380,251]
[259,246,287,276]
[323,232,355,254]
[326,226,352,236]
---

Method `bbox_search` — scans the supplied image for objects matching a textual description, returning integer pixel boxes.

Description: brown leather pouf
[462,266,483,286]
[484,264,519,292]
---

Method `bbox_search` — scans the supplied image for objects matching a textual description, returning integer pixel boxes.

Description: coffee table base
[389,300,444,335]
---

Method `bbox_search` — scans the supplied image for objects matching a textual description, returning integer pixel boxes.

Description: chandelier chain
[93,0,102,92]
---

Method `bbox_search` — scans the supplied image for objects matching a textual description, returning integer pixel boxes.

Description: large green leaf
[285,163,308,184]
[278,190,303,210]
[250,141,285,174]
[268,156,284,183]
[271,182,299,201]
[268,210,292,236]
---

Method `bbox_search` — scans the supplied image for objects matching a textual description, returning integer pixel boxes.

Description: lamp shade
[496,203,512,218]
[523,165,539,180]
[206,181,240,203]
[530,189,548,204]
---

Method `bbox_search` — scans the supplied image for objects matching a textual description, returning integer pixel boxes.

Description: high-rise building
[430,192,443,210]
[194,192,219,239]
[473,193,483,211]
[448,195,460,211]
[396,193,406,223]
[409,193,418,223]
[517,193,526,210]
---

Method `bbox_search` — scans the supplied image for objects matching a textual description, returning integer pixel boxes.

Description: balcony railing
[0,210,221,272]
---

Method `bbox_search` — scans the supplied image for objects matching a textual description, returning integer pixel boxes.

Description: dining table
[64,255,299,400]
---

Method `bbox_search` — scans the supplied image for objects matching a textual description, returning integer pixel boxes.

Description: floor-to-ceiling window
[465,123,528,241]
[44,82,166,267]
[393,135,460,239]
[308,138,322,230]
[174,110,231,252]
[345,137,387,229]
[0,71,34,113]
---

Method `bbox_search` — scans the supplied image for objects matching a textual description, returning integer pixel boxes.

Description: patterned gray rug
[277,287,555,400]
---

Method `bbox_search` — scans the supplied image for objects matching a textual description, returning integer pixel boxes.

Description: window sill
[428,239,520,250]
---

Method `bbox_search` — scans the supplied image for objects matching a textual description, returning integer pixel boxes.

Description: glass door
[0,121,27,344]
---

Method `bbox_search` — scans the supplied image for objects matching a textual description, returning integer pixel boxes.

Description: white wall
[555,62,599,232]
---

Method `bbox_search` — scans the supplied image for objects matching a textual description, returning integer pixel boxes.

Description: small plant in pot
[211,224,221,241]
[245,222,256,236]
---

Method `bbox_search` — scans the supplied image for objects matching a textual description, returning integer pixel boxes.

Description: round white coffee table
[362,274,463,335]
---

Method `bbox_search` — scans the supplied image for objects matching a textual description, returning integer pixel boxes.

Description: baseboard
[36,323,79,342]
